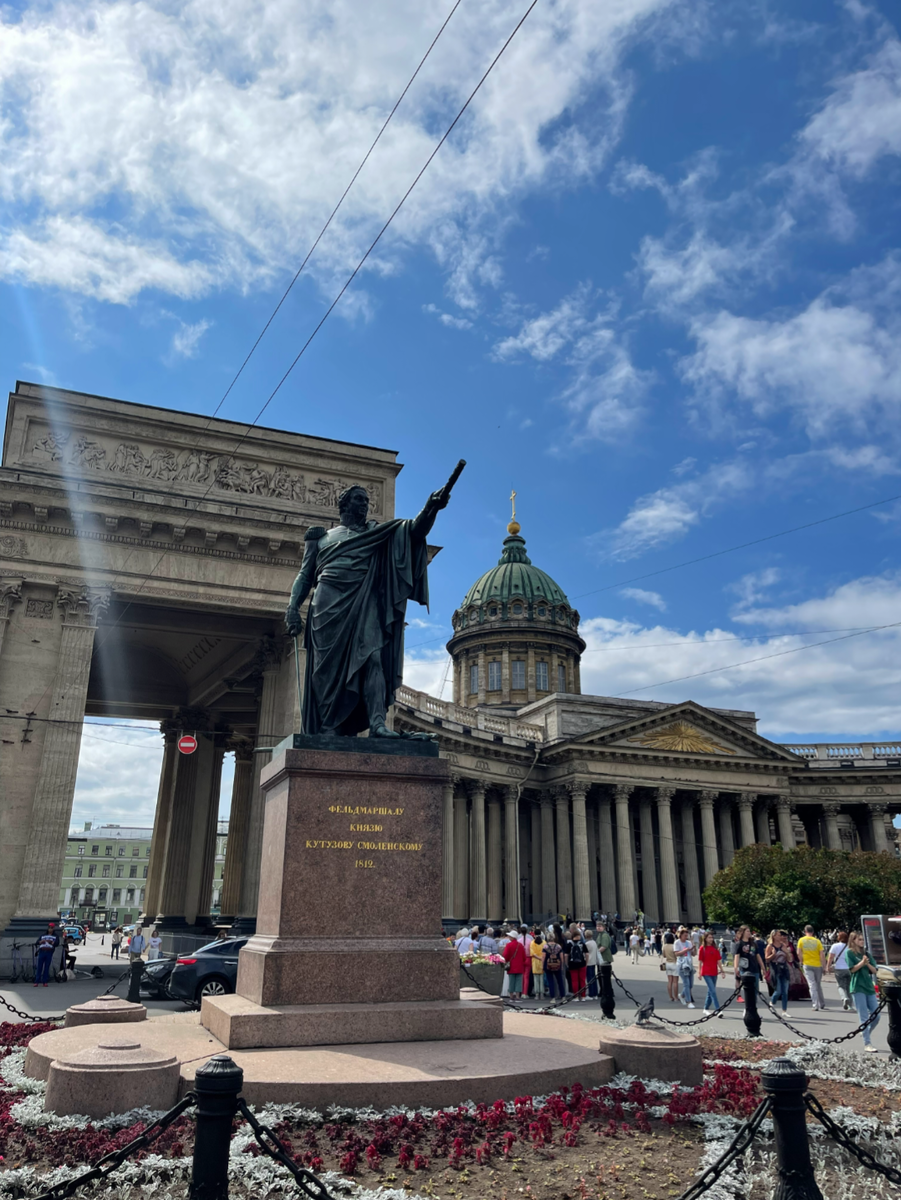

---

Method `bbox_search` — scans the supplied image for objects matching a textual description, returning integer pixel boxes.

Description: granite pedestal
[202,739,502,1048]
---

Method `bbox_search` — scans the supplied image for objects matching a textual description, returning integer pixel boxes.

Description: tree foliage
[703,844,901,933]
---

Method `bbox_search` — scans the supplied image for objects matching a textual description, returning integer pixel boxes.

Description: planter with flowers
[458,952,505,994]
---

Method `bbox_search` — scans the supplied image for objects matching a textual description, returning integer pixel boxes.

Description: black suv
[167,938,247,1002]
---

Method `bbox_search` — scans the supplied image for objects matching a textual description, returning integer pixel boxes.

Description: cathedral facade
[394,517,901,928]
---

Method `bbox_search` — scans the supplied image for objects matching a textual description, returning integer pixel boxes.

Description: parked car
[62,926,84,944]
[140,955,177,1000]
[167,938,247,1003]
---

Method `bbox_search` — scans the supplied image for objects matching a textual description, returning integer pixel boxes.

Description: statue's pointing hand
[285,605,304,637]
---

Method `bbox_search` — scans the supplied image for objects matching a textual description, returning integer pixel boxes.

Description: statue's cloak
[302,519,428,736]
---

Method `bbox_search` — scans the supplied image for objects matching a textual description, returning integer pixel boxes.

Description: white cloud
[619,587,667,610]
[731,569,901,630]
[171,318,212,359]
[727,567,781,612]
[0,0,675,304]
[597,457,753,559]
[423,302,472,330]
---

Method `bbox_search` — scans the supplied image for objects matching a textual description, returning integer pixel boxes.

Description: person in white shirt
[147,929,163,961]
[455,929,475,954]
[674,928,696,1007]
[629,930,641,964]
[826,931,852,1011]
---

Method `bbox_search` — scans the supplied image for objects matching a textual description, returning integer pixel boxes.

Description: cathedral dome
[459,533,570,611]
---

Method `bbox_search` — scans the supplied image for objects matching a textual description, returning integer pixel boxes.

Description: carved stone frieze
[25,425,384,513]
[0,535,27,559]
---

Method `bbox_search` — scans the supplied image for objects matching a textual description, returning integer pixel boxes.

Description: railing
[784,743,901,763]
[394,685,545,742]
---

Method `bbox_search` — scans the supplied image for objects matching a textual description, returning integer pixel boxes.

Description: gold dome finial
[507,488,521,535]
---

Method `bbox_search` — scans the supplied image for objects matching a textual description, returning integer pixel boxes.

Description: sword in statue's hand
[433,459,466,510]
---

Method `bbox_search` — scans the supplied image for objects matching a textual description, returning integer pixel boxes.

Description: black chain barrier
[31,1093,197,1200]
[459,962,524,1008]
[674,1096,772,1200]
[611,971,744,1028]
[237,1098,336,1199]
[804,1092,901,1186]
[762,994,887,1044]
[0,992,65,1024]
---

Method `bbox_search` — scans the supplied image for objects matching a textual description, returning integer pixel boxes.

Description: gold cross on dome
[510,489,517,521]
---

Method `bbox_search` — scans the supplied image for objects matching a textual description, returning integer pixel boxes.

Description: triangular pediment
[568,701,799,762]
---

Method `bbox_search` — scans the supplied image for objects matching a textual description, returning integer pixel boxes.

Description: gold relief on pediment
[629,721,736,755]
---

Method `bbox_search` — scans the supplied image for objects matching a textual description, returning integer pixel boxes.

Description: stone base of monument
[202,995,502,1049]
[596,1025,703,1085]
[44,1038,180,1118]
[64,994,146,1028]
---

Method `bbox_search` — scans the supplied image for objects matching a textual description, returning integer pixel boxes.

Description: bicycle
[8,941,32,983]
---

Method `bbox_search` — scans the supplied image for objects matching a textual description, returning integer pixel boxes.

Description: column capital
[160,717,182,742]
[613,783,633,803]
[502,783,519,803]
[775,794,793,811]
[552,783,571,804]
[737,793,755,810]
[447,771,464,789]
[821,799,841,816]
[254,635,283,674]
[868,801,888,815]
[539,789,554,809]
[567,779,589,802]
[227,737,255,763]
[466,777,487,801]
[57,583,110,626]
[655,786,676,804]
[697,789,718,808]
[175,705,211,732]
[0,578,23,619]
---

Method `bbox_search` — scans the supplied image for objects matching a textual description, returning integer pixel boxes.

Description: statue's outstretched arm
[285,527,324,635]
[411,459,465,542]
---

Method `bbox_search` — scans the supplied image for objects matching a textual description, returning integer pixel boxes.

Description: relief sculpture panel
[24,426,383,513]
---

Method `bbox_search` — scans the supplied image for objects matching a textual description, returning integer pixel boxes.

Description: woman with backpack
[567,925,588,1001]
[543,932,567,1001]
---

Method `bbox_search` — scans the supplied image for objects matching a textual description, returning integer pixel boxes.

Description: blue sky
[1,0,900,824]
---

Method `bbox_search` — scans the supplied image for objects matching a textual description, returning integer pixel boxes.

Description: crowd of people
[453,918,882,1049]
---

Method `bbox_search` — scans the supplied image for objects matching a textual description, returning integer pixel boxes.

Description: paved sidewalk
[515,952,893,1056]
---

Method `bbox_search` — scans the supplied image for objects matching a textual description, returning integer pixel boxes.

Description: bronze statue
[285,461,465,738]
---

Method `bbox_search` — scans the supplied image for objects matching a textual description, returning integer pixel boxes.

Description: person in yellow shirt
[797,925,827,1010]
[530,932,546,998]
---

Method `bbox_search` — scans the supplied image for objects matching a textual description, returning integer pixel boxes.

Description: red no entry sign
[177,734,198,755]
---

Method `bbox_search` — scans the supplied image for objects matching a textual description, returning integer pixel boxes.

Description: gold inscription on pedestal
[355,859,375,869]
[305,839,354,850]
[350,823,383,832]
[356,841,423,851]
[328,805,404,815]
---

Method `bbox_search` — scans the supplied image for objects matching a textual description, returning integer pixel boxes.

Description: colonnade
[442,778,897,926]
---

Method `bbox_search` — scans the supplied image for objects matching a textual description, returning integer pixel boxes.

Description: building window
[98,888,107,902]
[129,865,137,878]
[73,866,83,878]
[84,888,94,903]
[558,662,567,691]
[126,889,135,903]
[105,846,112,856]
[88,865,96,878]
[112,889,121,903]
[116,866,123,878]
[145,847,151,857]
[77,846,85,856]
[91,845,99,855]
[132,848,140,857]
[511,660,526,690]
[142,866,148,878]
[488,606,498,617]
[140,888,146,902]
[537,606,546,617]
[118,847,125,856]
[536,660,548,691]
[469,664,478,694]
[488,661,502,691]
[512,602,523,615]
[102,865,110,878]
[71,889,80,904]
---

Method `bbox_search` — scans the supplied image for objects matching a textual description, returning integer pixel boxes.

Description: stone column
[189,738,226,926]
[219,739,255,921]
[487,792,502,920]
[453,792,469,919]
[526,645,537,704]
[614,784,636,917]
[529,800,542,917]
[569,781,591,922]
[718,799,736,866]
[477,646,487,706]
[441,773,458,923]
[822,802,842,851]
[638,797,659,922]
[554,787,574,916]
[235,638,283,933]
[0,580,23,656]
[469,780,487,921]
[501,647,511,704]
[869,803,890,853]
[655,787,680,923]
[738,794,756,846]
[503,785,521,921]
[156,707,209,929]
[586,801,599,914]
[15,585,110,920]
[776,795,795,849]
[597,796,617,914]
[539,793,556,914]
[755,800,772,845]
[680,800,703,923]
[143,720,180,921]
[697,791,720,887]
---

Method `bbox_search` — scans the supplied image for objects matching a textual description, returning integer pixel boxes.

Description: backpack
[568,940,586,968]
[546,943,563,971]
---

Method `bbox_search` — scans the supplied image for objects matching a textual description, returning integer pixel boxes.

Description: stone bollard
[598,964,615,1020]
[741,972,762,1038]
[126,960,144,1004]
[190,1055,244,1200]
[761,1057,824,1200]
[881,981,901,1060]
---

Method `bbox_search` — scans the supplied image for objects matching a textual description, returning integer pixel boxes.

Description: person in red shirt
[698,932,725,1013]
[502,931,528,999]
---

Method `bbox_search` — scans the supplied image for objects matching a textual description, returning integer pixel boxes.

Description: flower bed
[1,1022,899,1199]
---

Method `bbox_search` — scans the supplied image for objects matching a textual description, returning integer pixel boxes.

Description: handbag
[659,960,667,972]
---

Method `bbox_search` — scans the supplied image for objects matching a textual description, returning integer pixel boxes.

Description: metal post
[126,959,143,1004]
[741,972,762,1037]
[883,981,901,1059]
[190,1055,244,1200]
[597,963,615,1019]
[761,1058,824,1200]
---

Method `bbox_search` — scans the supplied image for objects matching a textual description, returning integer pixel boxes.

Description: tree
[703,844,901,933]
